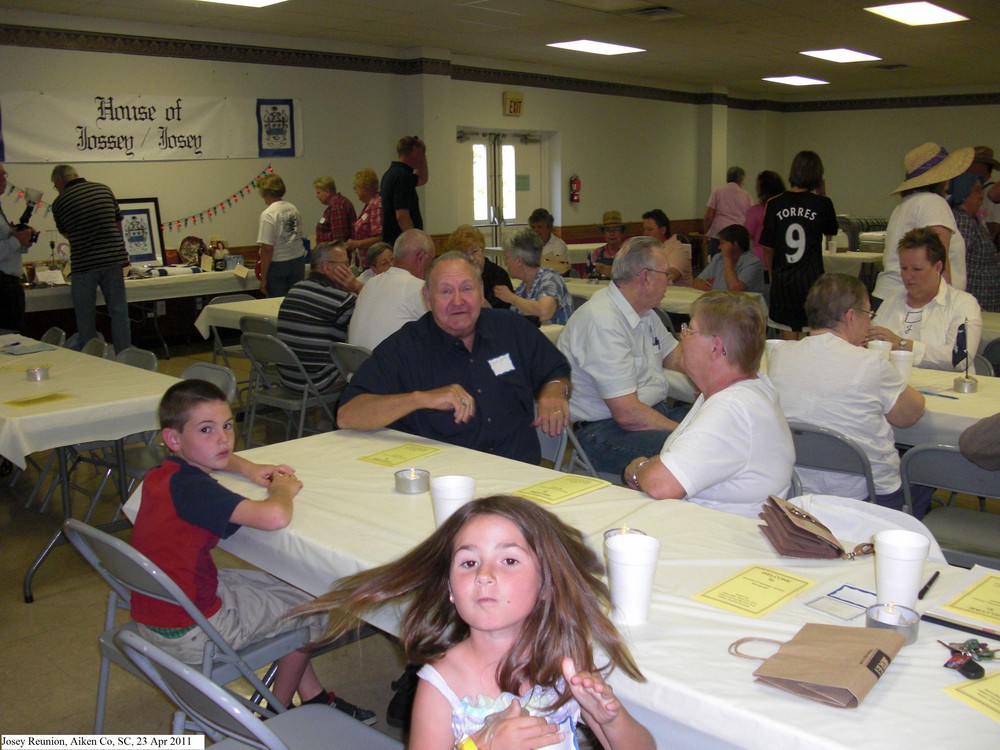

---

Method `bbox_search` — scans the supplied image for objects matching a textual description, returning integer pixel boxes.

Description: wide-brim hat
[891,142,975,195]
[601,210,626,229]
[973,146,1000,171]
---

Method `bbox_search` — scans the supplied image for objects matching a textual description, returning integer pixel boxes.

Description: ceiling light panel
[800,48,881,64]
[763,75,829,87]
[547,40,645,55]
[864,2,968,26]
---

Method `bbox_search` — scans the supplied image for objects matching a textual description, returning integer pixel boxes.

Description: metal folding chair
[328,342,371,384]
[241,332,341,447]
[115,631,401,749]
[63,519,311,733]
[40,326,67,347]
[208,293,257,368]
[787,421,878,504]
[901,444,1000,569]
[115,346,159,371]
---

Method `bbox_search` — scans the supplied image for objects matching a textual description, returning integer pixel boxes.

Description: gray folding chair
[115,346,159,371]
[787,421,878,504]
[40,326,67,347]
[208,293,257,368]
[900,444,1000,569]
[115,630,401,749]
[241,315,279,336]
[328,342,371,384]
[973,354,994,377]
[652,307,676,334]
[63,519,311,733]
[82,338,113,358]
[67,331,105,351]
[241,332,341,447]
[182,362,239,403]
[570,294,588,313]
[983,338,1000,374]
[535,419,620,484]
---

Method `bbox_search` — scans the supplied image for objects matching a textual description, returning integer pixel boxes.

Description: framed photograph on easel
[118,197,165,265]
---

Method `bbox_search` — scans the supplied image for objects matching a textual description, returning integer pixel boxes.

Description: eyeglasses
[853,308,876,320]
[643,267,672,279]
[679,323,704,337]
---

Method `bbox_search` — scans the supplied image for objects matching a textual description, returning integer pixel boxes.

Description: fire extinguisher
[569,174,581,204]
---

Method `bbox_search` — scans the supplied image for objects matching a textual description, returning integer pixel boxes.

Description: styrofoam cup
[605,533,660,625]
[867,340,892,359]
[430,475,476,526]
[874,529,930,610]
[889,349,914,382]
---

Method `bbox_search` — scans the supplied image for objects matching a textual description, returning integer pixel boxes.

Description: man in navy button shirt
[337,252,571,464]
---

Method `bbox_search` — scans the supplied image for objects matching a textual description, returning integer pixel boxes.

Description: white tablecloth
[565,278,768,318]
[193,297,283,338]
[0,337,178,468]
[25,271,260,313]
[822,251,884,278]
[891,367,1000,446]
[123,429,996,749]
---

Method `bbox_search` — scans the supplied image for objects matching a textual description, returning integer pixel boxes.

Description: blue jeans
[876,485,934,520]
[71,265,131,354]
[266,256,305,298]
[576,402,691,475]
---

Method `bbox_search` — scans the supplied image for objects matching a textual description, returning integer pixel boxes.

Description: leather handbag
[758,495,873,560]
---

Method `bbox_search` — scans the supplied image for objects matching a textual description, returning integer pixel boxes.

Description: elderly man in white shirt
[557,236,688,476]
[869,226,982,372]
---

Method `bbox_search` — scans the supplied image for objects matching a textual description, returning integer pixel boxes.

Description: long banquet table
[124,428,997,749]
[888,367,1000,446]
[1,335,179,600]
[564,278,768,318]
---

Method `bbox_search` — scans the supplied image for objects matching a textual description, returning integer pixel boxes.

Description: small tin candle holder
[954,376,977,394]
[26,366,49,382]
[394,468,430,494]
[603,526,647,541]
[865,603,919,646]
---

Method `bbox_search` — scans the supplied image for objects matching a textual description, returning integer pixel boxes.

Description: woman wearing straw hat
[588,210,627,279]
[872,142,974,304]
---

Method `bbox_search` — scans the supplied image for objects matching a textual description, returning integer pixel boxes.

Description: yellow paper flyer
[515,475,609,505]
[358,443,444,467]
[694,565,815,618]
[942,573,1000,627]
[945,670,1000,724]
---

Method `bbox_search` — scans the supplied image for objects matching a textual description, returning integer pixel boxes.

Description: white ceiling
[3,0,1000,98]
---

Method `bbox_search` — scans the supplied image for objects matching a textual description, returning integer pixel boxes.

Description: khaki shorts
[137,568,327,665]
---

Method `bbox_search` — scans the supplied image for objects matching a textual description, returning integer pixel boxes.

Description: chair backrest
[209,293,256,307]
[901,443,1000,507]
[40,326,67,347]
[973,354,994,377]
[652,307,676,334]
[328,342,371,384]
[240,315,278,336]
[67,331,105,351]
[570,294,588,313]
[242,331,302,371]
[115,346,159,371]
[983,338,1000,372]
[786,421,878,504]
[115,630,286,750]
[536,424,569,470]
[82,338,112,358]
[182,362,239,403]
[790,470,803,498]
[62,519,283,707]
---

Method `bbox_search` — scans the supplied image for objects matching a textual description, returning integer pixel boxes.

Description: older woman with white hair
[494,229,573,325]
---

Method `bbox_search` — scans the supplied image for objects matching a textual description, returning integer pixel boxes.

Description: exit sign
[503,91,524,117]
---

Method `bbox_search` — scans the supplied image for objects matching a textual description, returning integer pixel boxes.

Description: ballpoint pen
[918,390,959,400]
[918,570,940,600]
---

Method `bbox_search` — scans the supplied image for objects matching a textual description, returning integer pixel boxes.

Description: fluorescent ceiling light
[194,0,288,7]
[800,48,881,64]
[865,2,968,26]
[547,40,645,56]
[763,76,829,87]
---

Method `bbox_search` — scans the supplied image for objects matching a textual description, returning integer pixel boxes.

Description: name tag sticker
[489,353,515,376]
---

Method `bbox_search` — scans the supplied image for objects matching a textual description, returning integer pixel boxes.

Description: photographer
[0,164,37,333]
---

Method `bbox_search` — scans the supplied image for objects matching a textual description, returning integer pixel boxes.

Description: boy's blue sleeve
[170,468,245,539]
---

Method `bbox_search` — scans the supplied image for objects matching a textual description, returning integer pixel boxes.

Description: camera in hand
[16,203,40,245]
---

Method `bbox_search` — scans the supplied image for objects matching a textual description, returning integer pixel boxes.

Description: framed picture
[118,197,165,265]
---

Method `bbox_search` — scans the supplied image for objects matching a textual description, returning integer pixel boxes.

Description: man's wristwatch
[898,338,910,351]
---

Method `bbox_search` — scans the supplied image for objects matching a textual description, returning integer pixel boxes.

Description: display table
[1,334,179,601]
[123,429,996,750]
[193,297,282,339]
[25,270,260,313]
[891,367,1000,446]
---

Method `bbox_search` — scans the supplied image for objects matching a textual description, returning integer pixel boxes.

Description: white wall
[2,36,999,268]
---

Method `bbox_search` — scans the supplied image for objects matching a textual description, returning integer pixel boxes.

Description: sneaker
[386,664,421,729]
[330,695,377,726]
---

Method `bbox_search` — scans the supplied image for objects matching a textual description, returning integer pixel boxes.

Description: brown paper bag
[729,623,905,708]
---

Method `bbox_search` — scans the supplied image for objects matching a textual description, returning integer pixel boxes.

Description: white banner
[0,93,301,162]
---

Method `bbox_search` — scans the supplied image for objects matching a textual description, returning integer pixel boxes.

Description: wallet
[758,495,873,560]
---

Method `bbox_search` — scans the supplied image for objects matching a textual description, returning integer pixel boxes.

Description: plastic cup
[867,340,892,359]
[874,529,930,610]
[430,475,476,526]
[604,532,661,626]
[889,350,914,382]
